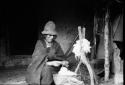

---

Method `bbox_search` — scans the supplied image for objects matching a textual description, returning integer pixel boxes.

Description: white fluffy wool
[72,39,91,59]
[53,67,84,85]
[58,67,77,76]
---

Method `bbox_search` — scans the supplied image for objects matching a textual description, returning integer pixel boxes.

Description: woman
[26,21,68,85]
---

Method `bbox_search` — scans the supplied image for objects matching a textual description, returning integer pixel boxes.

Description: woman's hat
[41,21,57,35]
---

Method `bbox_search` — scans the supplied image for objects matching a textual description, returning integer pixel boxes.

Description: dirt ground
[0,66,28,85]
[0,65,123,85]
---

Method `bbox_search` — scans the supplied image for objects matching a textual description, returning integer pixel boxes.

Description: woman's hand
[62,61,69,67]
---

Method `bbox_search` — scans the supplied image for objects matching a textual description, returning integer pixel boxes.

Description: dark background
[0,0,123,55]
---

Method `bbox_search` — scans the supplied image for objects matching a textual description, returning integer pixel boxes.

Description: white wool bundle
[53,67,84,85]
[58,67,77,76]
[72,38,91,57]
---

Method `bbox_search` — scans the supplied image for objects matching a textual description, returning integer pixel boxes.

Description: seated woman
[25,21,68,85]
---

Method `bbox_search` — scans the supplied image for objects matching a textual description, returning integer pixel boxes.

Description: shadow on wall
[56,23,78,53]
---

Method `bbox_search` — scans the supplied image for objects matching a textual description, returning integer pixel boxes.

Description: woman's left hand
[62,61,69,67]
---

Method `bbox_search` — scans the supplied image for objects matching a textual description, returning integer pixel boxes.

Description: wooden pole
[75,26,82,73]
[104,11,110,81]
[91,16,98,60]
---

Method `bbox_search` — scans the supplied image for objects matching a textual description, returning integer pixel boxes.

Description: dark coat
[25,39,65,84]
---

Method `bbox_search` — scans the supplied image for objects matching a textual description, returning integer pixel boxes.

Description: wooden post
[91,16,98,60]
[104,11,110,81]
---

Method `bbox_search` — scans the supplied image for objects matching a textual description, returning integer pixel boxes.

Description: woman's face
[45,34,54,43]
